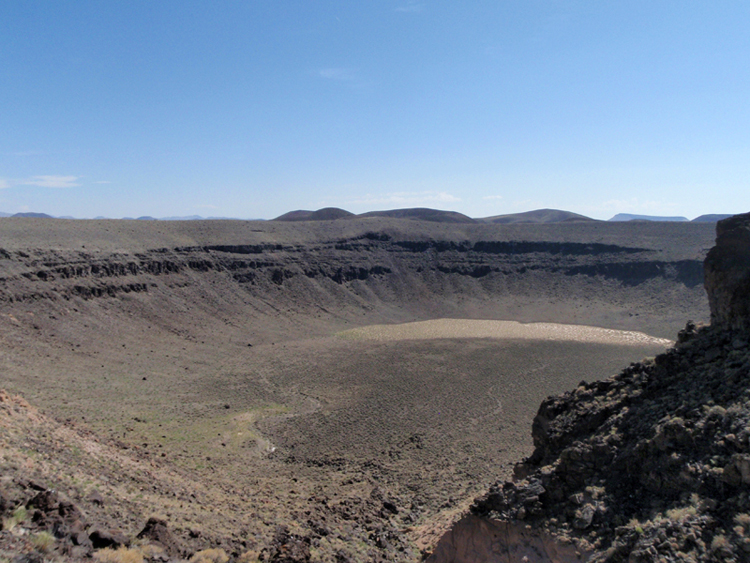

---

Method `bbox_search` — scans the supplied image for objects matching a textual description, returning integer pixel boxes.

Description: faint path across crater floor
[337,318,674,347]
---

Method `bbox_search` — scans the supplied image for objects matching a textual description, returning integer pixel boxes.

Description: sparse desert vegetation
[0,217,720,561]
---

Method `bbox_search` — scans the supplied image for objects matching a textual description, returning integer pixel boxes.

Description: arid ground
[0,217,714,560]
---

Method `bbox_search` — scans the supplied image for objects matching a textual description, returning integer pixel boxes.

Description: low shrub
[189,548,229,563]
[31,531,55,553]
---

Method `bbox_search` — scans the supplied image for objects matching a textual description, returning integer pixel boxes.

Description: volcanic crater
[0,216,714,561]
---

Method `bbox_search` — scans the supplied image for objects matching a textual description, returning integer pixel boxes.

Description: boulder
[89,528,129,549]
[704,212,750,331]
[136,517,179,555]
[260,526,311,562]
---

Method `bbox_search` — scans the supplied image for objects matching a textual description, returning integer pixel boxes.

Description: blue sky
[1,1,748,220]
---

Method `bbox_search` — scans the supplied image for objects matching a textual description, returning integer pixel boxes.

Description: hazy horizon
[0,207,734,223]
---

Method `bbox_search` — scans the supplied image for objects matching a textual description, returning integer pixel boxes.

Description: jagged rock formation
[704,212,750,331]
[429,212,750,562]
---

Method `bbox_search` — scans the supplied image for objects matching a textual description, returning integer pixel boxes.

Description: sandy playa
[338,318,674,347]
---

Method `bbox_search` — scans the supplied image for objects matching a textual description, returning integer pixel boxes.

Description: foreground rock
[430,212,750,562]
[704,211,750,331]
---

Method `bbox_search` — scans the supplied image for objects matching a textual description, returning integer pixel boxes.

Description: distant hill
[11,212,54,218]
[274,207,355,221]
[160,215,259,221]
[160,215,205,221]
[609,213,689,222]
[357,208,475,223]
[692,214,733,223]
[479,208,596,224]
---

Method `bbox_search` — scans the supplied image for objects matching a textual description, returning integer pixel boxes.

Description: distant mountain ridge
[274,207,355,221]
[692,214,733,223]
[0,208,737,223]
[357,208,475,223]
[479,208,595,224]
[609,213,689,222]
[273,207,476,223]
[9,212,55,218]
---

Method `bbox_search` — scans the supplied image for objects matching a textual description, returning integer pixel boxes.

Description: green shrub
[31,531,55,553]
[2,506,28,531]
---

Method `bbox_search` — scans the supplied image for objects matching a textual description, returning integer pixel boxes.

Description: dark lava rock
[86,488,104,506]
[136,517,179,555]
[260,526,311,563]
[28,490,59,513]
[11,554,44,563]
[89,528,129,549]
[704,211,750,331]
[0,488,9,514]
[15,478,48,492]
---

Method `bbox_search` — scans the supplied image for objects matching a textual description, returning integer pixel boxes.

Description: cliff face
[429,213,750,562]
[704,212,750,331]
[0,219,712,339]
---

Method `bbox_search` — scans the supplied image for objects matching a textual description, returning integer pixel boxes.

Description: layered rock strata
[0,220,712,339]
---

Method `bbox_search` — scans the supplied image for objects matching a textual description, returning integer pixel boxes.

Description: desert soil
[0,217,712,560]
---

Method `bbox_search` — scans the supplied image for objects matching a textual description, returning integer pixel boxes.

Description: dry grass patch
[189,548,229,563]
[94,547,144,563]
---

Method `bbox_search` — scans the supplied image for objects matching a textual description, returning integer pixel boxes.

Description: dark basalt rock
[137,517,179,555]
[704,211,750,331]
[260,526,312,562]
[89,528,129,549]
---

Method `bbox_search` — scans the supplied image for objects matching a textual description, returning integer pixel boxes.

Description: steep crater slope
[429,214,750,562]
[0,218,712,339]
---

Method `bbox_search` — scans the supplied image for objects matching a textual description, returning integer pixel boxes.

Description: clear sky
[1,1,749,220]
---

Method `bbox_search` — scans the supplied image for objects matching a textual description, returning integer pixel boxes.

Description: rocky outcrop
[704,211,750,331]
[429,213,750,562]
[0,237,701,304]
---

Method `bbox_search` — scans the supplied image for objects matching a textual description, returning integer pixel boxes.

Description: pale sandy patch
[337,319,673,347]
